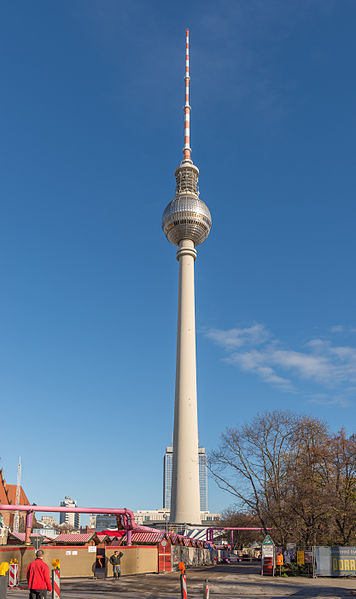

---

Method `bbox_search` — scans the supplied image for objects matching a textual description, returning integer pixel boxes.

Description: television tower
[162,30,212,524]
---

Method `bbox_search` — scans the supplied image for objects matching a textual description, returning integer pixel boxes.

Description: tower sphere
[162,194,211,247]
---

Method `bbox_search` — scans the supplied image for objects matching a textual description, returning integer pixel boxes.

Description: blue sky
[1,1,355,520]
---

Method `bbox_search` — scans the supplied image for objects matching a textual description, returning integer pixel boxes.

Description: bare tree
[285,415,331,546]
[209,410,355,546]
[209,410,301,545]
[327,430,356,545]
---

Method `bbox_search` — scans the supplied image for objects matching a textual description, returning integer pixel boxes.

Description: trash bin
[0,575,8,599]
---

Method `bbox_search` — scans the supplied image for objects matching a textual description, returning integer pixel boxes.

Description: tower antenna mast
[183,29,191,162]
[13,457,21,533]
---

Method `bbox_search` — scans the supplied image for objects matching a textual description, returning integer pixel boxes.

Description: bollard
[180,573,188,599]
[8,564,18,588]
[203,579,210,598]
[52,569,60,599]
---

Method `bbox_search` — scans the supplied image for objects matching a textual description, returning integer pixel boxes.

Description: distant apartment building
[95,514,117,531]
[163,446,208,512]
[135,509,170,525]
[32,527,58,539]
[134,508,220,527]
[89,514,97,530]
[38,515,58,527]
[59,496,80,529]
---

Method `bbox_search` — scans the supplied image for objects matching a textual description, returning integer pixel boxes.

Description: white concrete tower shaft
[170,239,201,523]
[162,30,212,525]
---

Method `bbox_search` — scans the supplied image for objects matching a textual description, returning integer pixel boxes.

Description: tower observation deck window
[175,169,199,194]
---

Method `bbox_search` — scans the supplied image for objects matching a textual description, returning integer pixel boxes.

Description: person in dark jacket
[109,551,123,578]
[27,550,52,599]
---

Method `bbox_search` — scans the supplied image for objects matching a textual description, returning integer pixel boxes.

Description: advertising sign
[315,547,356,577]
[297,551,305,565]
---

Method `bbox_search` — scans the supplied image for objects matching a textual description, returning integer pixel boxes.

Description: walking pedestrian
[27,550,52,599]
[110,550,123,579]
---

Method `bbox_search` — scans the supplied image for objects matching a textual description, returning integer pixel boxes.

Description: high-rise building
[199,448,208,512]
[59,496,80,529]
[163,446,208,512]
[161,30,212,524]
[163,447,173,511]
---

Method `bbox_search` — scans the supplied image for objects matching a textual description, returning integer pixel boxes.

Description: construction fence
[0,543,222,579]
[0,546,97,579]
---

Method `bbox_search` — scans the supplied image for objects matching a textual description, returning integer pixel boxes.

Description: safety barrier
[8,564,18,587]
[180,573,188,599]
[52,569,60,599]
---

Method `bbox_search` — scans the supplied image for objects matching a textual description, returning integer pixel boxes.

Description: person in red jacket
[27,550,52,599]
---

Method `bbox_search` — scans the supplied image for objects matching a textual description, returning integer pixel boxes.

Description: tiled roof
[6,485,30,506]
[96,534,108,542]
[122,531,166,544]
[134,532,166,543]
[0,469,10,505]
[53,533,96,543]
[9,532,48,542]
[105,528,201,547]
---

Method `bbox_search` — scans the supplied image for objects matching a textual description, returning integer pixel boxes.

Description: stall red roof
[122,531,166,544]
[53,533,97,544]
[8,532,50,543]
[100,530,126,538]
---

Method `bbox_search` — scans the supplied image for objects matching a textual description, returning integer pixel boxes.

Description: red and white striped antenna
[183,29,192,162]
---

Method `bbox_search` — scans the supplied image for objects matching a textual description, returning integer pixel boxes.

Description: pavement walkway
[7,563,356,598]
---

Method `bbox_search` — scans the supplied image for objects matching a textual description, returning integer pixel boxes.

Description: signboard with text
[261,535,274,576]
[315,547,356,577]
[262,545,274,557]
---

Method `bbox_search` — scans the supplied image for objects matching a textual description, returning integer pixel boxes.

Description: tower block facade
[162,31,212,524]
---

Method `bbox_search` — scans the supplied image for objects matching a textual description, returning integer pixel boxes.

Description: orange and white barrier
[204,579,210,598]
[52,568,60,599]
[180,573,188,599]
[8,563,18,587]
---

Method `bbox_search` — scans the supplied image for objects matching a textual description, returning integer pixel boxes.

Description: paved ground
[8,563,356,598]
